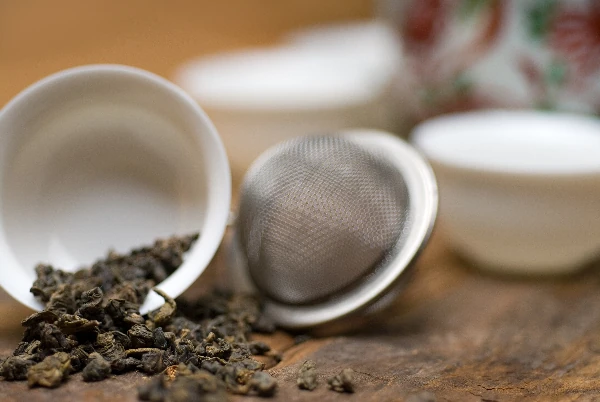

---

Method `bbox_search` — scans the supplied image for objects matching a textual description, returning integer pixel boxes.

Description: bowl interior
[412,110,600,175]
[0,66,230,312]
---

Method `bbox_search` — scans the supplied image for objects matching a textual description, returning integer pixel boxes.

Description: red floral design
[401,0,449,55]
[398,0,506,119]
[550,3,600,77]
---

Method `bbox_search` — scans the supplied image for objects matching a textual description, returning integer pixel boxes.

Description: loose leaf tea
[0,233,360,399]
[138,363,227,402]
[0,233,281,400]
[327,368,355,393]
[249,371,278,397]
[297,360,318,391]
[27,352,71,388]
[81,352,111,382]
[1,356,34,381]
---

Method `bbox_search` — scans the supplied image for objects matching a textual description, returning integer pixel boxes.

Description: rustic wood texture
[2,2,600,401]
[2,232,600,401]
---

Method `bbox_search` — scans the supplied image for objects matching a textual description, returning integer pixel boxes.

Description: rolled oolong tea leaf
[55,314,100,335]
[249,371,278,397]
[139,364,228,402]
[168,372,228,402]
[297,360,318,391]
[128,324,155,349]
[30,264,73,302]
[125,348,167,374]
[69,345,94,372]
[27,352,71,388]
[39,322,72,350]
[1,233,285,399]
[105,298,145,328]
[138,373,170,402]
[76,287,104,319]
[327,368,355,393]
[1,356,35,381]
[82,352,111,382]
[111,357,142,374]
[94,332,126,361]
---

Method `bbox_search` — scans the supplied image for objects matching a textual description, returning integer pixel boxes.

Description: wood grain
[2,2,600,401]
[2,232,600,401]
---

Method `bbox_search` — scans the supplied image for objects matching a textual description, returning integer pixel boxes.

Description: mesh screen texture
[238,135,409,305]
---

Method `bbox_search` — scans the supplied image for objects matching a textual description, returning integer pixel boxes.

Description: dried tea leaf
[1,356,35,381]
[105,299,144,328]
[140,350,166,374]
[21,310,58,328]
[30,264,73,302]
[153,327,168,349]
[150,233,199,273]
[128,324,155,349]
[149,288,176,327]
[111,357,142,374]
[46,284,76,314]
[139,368,227,402]
[297,360,318,391]
[69,345,93,372]
[76,287,104,319]
[249,371,277,397]
[169,373,227,402]
[39,323,71,350]
[27,352,71,388]
[82,352,111,382]
[111,330,132,349]
[55,314,99,335]
[1,233,284,400]
[13,340,41,357]
[138,373,170,401]
[327,368,355,393]
[94,332,125,361]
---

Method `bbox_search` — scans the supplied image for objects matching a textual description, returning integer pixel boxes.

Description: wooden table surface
[2,230,600,402]
[2,2,600,401]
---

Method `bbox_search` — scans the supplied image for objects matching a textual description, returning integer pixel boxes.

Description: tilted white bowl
[0,65,231,313]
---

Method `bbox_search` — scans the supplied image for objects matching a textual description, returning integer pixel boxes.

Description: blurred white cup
[174,21,401,184]
[412,110,600,274]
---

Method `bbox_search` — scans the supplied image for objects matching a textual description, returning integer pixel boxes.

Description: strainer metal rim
[230,129,438,329]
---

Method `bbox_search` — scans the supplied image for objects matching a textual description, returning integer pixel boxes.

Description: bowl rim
[0,64,231,314]
[411,109,600,179]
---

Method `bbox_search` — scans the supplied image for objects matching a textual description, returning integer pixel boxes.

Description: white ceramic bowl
[173,44,394,184]
[0,65,231,312]
[412,110,600,274]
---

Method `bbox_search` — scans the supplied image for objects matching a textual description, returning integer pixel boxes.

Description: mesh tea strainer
[229,129,437,330]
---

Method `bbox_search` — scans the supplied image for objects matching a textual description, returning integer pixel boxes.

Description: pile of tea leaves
[0,234,280,400]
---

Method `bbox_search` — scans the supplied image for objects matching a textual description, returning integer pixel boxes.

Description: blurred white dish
[174,28,398,182]
[412,110,600,274]
[285,20,402,88]
[0,65,231,313]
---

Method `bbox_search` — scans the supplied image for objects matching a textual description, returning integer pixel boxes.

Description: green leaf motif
[453,73,473,94]
[459,0,495,20]
[527,0,557,41]
[546,61,567,87]
[536,99,556,111]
